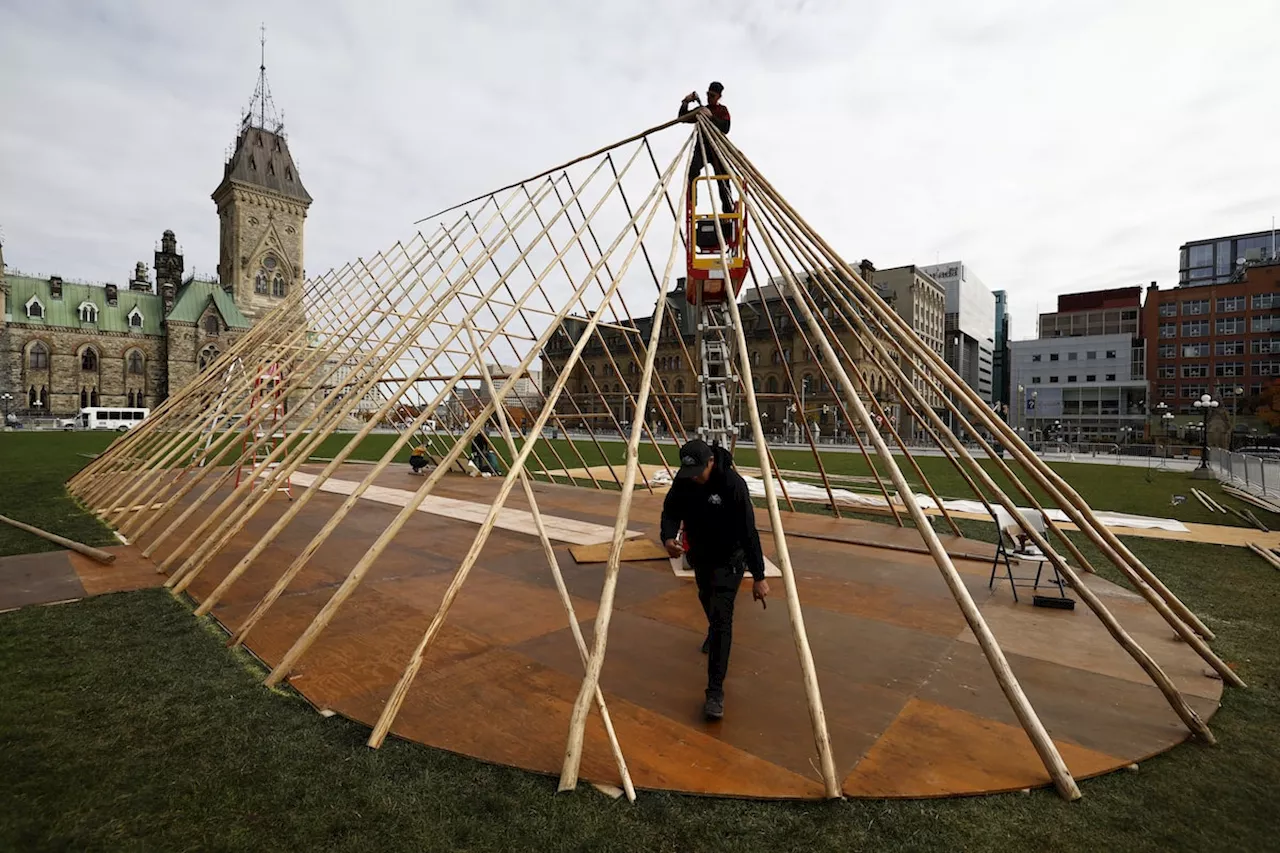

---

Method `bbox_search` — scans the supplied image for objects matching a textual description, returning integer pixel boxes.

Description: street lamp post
[1192,393,1219,479]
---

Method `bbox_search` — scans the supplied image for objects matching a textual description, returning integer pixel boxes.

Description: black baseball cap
[708,81,724,93]
[675,438,713,479]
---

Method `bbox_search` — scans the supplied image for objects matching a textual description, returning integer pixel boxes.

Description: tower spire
[242,23,282,133]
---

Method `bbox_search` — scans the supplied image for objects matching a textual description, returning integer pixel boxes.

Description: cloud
[1,0,1278,340]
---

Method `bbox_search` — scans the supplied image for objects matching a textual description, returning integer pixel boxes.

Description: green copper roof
[167,280,251,329]
[4,274,165,335]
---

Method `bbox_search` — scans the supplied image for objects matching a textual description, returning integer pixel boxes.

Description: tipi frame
[68,112,1242,803]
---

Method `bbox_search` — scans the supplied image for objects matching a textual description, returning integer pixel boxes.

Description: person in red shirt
[679,81,735,213]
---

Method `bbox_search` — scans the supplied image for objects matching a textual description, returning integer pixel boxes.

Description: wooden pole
[558,183,686,792]
[714,125,1222,649]
[726,142,1080,799]
[0,514,116,564]
[726,136,1239,689]
[364,140,689,747]
[467,321,638,802]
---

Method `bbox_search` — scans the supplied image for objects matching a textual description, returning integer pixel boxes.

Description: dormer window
[78,301,99,323]
[204,315,220,336]
[25,295,44,319]
[128,306,144,329]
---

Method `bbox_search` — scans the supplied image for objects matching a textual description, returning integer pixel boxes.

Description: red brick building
[1141,259,1280,414]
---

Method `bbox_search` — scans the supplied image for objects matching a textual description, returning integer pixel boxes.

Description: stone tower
[211,42,311,323]
[154,229,183,313]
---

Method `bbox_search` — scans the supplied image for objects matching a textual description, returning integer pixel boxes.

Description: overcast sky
[2,0,1277,339]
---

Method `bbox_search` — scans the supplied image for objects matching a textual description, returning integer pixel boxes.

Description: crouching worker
[409,445,429,475]
[660,438,769,721]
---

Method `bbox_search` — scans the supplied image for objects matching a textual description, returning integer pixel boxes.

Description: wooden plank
[286,471,642,545]
[569,538,670,564]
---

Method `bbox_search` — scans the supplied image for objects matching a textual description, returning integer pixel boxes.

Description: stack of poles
[67,116,1241,804]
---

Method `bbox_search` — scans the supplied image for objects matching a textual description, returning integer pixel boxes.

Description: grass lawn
[1,432,1278,851]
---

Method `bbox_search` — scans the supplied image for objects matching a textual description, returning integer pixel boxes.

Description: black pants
[688,140,734,213]
[695,560,745,700]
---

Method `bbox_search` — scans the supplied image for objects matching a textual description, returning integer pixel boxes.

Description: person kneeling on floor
[409,445,429,475]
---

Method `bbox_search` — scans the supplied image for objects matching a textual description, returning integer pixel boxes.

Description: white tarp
[650,469,1189,533]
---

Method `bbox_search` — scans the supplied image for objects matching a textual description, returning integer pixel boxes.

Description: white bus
[77,407,150,431]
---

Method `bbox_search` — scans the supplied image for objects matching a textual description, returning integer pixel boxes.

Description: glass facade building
[1180,229,1280,286]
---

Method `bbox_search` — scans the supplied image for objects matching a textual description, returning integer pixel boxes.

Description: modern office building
[1142,258,1280,414]
[1179,228,1280,287]
[1009,333,1147,442]
[992,289,1011,412]
[922,261,994,403]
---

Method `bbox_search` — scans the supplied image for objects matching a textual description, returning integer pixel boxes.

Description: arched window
[271,274,286,298]
[28,386,37,407]
[198,344,220,371]
[254,270,269,294]
[81,389,89,409]
[128,351,144,375]
[752,350,760,366]
[766,376,779,394]
[90,388,98,407]
[675,378,684,395]
[204,315,219,336]
[127,390,135,407]
[28,342,49,370]
[136,391,144,408]
[128,307,144,328]
[25,296,44,319]
[81,347,98,371]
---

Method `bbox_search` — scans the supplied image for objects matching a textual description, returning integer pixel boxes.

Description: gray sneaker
[703,694,724,721]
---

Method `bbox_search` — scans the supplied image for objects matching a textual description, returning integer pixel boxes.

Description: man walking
[660,438,769,720]
[678,81,735,213]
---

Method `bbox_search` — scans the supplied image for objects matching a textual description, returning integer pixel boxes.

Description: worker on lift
[679,81,734,214]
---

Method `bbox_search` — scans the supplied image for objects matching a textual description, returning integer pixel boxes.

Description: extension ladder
[235,362,293,499]
[695,298,737,449]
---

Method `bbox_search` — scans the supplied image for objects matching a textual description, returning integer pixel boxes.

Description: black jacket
[659,446,765,581]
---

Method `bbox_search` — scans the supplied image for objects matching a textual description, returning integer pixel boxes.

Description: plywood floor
[135,463,1223,800]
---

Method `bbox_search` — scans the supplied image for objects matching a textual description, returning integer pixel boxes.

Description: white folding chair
[989,506,1068,603]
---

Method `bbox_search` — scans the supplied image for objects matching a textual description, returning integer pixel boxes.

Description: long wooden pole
[558,180,685,792]
[225,141,662,641]
[364,140,690,748]
[0,514,116,564]
[713,125,1223,649]
[161,175,576,584]
[717,127,1079,799]
[719,131,1240,706]
[465,321,638,801]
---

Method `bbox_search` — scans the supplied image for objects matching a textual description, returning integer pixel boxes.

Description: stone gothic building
[0,76,312,420]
